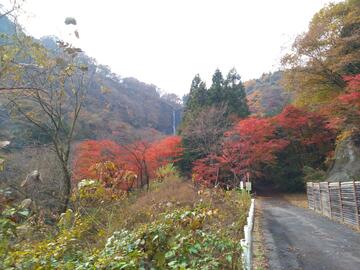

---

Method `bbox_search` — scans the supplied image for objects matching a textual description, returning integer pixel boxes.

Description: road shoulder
[252,198,269,270]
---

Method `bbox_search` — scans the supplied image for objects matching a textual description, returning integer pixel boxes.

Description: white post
[240,198,255,270]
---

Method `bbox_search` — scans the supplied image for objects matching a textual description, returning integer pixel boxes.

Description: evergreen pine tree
[224,68,250,117]
[208,68,225,106]
[185,74,208,112]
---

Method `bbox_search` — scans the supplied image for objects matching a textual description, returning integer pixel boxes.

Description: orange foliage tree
[73,140,122,181]
[73,136,183,191]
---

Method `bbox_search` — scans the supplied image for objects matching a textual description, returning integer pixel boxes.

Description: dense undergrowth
[1,176,251,270]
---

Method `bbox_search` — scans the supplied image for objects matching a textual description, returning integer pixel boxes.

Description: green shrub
[155,163,180,182]
[1,213,92,270]
[78,205,243,270]
[302,166,326,183]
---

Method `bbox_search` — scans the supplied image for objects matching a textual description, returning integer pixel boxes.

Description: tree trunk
[60,163,72,213]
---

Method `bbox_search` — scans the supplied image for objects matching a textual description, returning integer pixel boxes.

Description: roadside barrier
[240,198,255,270]
[307,181,360,229]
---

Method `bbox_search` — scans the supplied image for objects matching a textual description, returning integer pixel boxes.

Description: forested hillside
[244,71,291,116]
[0,17,182,148]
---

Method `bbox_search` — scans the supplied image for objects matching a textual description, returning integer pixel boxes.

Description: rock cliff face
[327,134,360,182]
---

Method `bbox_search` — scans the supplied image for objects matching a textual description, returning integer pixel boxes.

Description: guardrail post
[320,182,324,215]
[240,198,255,270]
[339,182,344,222]
[353,181,360,229]
[328,182,332,219]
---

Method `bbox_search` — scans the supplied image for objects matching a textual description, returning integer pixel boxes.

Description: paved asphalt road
[261,197,360,270]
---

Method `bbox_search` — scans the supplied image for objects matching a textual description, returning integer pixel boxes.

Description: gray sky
[18,0,339,96]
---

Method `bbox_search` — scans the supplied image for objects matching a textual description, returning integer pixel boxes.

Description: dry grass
[74,176,199,248]
[87,176,251,246]
[96,177,197,236]
[252,198,269,270]
[281,193,308,208]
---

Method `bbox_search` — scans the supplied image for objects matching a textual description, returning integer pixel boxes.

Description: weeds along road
[260,197,360,270]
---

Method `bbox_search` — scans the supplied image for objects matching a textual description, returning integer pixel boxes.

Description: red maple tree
[273,105,335,146]
[193,105,336,187]
[193,117,289,187]
[73,136,183,191]
[73,140,122,181]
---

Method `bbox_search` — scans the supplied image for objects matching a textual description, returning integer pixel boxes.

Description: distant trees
[245,71,290,116]
[161,93,182,105]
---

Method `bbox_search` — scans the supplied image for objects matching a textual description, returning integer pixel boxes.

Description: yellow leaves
[30,44,49,68]
[58,209,75,229]
[206,209,219,217]
[25,111,36,119]
[3,212,92,269]
[2,53,11,62]
[336,129,353,144]
[64,64,75,76]
[100,85,111,94]
[0,158,4,171]
[189,218,202,230]
[123,170,137,181]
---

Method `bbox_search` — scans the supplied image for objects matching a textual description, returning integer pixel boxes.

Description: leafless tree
[0,0,21,18]
[181,105,230,157]
[1,39,91,213]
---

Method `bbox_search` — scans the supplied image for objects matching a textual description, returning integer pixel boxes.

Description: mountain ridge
[0,17,182,146]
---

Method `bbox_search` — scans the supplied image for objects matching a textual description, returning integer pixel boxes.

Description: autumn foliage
[323,74,360,131]
[73,136,183,191]
[73,140,122,181]
[192,105,335,189]
[273,105,335,147]
[192,117,288,187]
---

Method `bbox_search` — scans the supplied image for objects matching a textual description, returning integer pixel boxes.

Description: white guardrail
[240,198,255,270]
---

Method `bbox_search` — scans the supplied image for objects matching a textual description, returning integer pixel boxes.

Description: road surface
[261,197,360,270]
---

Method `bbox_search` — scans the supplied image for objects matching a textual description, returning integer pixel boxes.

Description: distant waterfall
[172,109,176,135]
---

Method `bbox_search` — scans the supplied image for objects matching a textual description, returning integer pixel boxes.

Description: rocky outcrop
[327,134,360,182]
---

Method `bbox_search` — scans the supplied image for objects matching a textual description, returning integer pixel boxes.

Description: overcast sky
[17,0,339,96]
